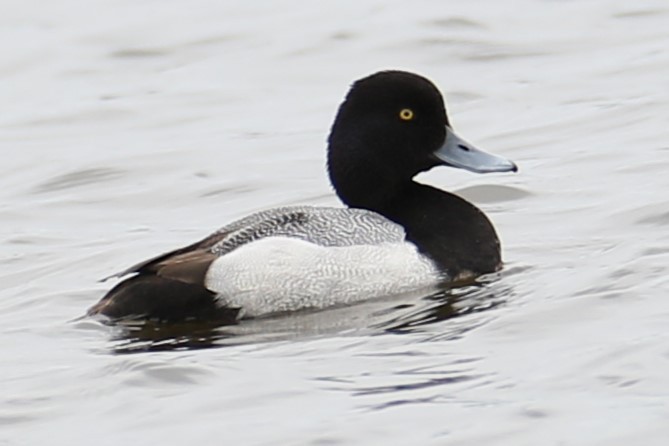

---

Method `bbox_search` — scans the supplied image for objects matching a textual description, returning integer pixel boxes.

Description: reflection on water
[109,321,236,353]
[108,273,516,354]
[33,167,126,193]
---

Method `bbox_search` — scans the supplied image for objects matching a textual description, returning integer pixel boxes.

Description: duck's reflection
[107,274,514,354]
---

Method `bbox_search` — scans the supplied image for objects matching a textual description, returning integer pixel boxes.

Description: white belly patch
[204,237,442,318]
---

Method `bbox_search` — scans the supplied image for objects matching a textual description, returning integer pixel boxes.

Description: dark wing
[100,230,227,283]
[102,205,404,284]
[101,207,315,283]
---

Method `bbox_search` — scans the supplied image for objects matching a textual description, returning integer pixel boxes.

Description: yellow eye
[399,108,414,121]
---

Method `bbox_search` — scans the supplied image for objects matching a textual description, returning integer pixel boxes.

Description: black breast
[380,183,502,276]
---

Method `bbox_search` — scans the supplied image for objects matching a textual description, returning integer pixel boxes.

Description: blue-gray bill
[434,127,518,173]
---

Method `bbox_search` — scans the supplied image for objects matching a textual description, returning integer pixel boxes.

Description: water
[2,0,669,444]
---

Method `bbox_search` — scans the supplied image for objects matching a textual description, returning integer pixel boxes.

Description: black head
[327,70,516,210]
[328,71,448,192]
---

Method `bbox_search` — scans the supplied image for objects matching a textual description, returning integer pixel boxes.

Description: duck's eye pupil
[399,108,414,121]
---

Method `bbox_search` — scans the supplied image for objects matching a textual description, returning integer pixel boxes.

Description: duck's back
[209,206,406,254]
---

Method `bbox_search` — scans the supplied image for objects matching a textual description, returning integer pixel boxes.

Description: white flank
[204,236,442,317]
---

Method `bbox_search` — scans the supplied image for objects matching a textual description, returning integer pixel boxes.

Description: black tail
[88,274,240,324]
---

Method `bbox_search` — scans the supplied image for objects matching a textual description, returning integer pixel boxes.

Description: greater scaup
[88,70,517,323]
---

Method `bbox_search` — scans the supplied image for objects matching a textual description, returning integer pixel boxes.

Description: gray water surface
[2,0,669,444]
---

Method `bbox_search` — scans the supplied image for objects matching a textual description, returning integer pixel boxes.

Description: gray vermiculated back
[209,206,405,256]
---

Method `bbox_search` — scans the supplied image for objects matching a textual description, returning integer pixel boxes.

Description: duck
[88,70,517,323]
